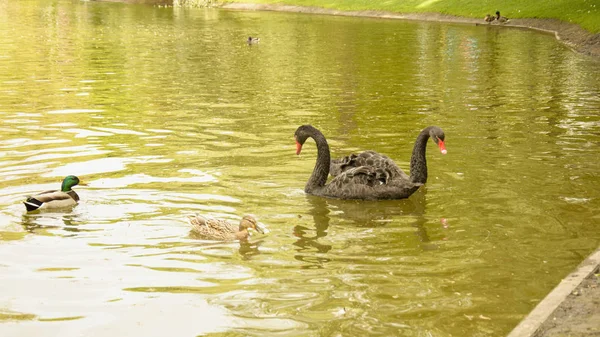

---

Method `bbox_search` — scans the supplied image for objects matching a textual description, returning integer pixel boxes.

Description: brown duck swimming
[188,214,266,241]
[23,175,84,212]
[295,125,447,200]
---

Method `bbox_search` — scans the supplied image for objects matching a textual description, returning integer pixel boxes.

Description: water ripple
[0,3,599,337]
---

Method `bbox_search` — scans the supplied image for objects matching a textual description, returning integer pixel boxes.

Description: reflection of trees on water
[293,187,446,268]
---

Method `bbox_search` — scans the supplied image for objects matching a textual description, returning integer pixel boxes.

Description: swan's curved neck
[410,127,432,184]
[305,130,331,193]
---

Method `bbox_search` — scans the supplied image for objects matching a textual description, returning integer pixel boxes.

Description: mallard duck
[495,11,509,23]
[188,214,266,241]
[247,36,260,44]
[23,175,84,212]
[484,14,496,23]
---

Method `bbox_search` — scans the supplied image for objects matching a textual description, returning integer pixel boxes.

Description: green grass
[222,0,600,33]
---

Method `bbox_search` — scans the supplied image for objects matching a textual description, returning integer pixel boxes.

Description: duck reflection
[238,239,264,260]
[186,233,266,261]
[20,212,84,235]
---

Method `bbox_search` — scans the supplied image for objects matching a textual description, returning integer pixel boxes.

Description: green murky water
[1,1,599,336]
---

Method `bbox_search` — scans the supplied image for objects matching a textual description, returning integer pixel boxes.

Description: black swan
[295,125,446,200]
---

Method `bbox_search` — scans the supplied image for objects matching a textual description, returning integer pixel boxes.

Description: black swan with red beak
[294,125,447,200]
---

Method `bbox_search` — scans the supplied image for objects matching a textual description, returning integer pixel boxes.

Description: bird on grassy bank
[294,125,447,200]
[495,11,509,23]
[247,36,260,44]
[23,175,84,212]
[188,214,266,241]
[484,14,496,23]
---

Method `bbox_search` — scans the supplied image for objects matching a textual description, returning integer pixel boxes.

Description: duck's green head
[61,175,81,192]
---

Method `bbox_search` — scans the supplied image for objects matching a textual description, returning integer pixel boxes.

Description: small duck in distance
[484,14,496,23]
[495,11,509,23]
[188,214,267,241]
[24,175,85,212]
[247,36,260,44]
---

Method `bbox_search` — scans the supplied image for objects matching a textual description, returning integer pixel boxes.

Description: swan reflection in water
[293,188,448,268]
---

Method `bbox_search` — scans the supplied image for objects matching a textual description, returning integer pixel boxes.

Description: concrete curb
[507,247,600,337]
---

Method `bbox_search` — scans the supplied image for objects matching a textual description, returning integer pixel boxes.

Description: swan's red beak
[438,140,447,154]
[296,141,303,155]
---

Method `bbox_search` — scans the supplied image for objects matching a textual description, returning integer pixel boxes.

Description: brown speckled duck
[23,175,84,212]
[188,214,266,241]
[484,14,496,23]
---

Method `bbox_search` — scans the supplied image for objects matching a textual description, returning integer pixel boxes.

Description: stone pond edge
[506,247,600,337]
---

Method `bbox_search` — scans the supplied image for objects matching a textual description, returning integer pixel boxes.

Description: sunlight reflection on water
[0,2,599,337]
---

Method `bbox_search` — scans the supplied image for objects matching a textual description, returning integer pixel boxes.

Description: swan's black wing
[327,166,391,189]
[329,155,354,177]
[330,151,407,180]
[344,166,392,186]
[321,165,421,200]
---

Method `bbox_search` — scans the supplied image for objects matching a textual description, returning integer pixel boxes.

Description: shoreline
[508,247,600,337]
[220,2,600,59]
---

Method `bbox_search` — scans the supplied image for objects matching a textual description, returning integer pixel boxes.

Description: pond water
[1,1,600,336]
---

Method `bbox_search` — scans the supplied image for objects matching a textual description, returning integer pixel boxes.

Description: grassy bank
[221,0,600,33]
